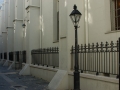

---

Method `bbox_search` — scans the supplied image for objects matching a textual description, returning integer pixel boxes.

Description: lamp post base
[74,71,80,90]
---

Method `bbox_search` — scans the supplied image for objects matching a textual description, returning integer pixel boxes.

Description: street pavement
[0,65,49,90]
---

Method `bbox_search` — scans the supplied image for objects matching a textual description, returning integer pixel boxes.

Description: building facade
[0,0,119,90]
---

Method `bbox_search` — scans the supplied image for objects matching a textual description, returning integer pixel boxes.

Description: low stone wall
[8,61,13,66]
[3,60,7,64]
[68,72,119,90]
[8,61,21,69]
[20,64,119,90]
[22,63,25,68]
[30,65,58,82]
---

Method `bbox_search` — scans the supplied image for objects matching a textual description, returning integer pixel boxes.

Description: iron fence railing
[9,52,13,61]
[4,52,7,60]
[71,41,119,76]
[15,51,19,62]
[15,51,22,70]
[22,51,26,63]
[31,47,59,68]
[0,53,2,59]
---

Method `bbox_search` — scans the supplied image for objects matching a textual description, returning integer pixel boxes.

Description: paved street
[0,65,49,90]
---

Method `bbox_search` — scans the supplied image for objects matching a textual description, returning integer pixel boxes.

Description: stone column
[26,6,40,64]
[7,0,15,61]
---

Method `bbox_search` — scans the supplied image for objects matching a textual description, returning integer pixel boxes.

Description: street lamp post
[69,5,82,90]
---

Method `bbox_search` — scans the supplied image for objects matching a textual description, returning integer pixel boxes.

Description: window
[111,0,120,30]
[53,0,59,42]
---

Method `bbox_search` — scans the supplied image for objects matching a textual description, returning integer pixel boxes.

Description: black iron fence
[15,51,21,69]
[14,51,26,70]
[71,41,119,76]
[10,51,26,63]
[22,51,26,63]
[4,52,7,60]
[15,51,19,62]
[0,53,2,59]
[9,52,13,61]
[31,47,59,68]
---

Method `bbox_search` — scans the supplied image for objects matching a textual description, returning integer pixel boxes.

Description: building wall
[1,0,9,56]
[58,0,85,70]
[0,4,4,58]
[87,0,120,43]
[7,0,15,53]
[7,28,14,52]
[0,36,3,53]
[0,0,118,69]
[15,0,23,20]
[2,33,7,52]
[13,21,23,51]
[4,0,8,32]
[25,0,40,11]
[0,11,2,54]
[0,0,119,89]
[1,4,5,32]
[25,7,40,64]
[13,0,23,52]
[0,10,2,35]
[41,0,58,48]
[8,0,15,27]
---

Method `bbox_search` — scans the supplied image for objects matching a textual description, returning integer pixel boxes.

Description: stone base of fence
[0,59,4,65]
[15,63,119,90]
[68,71,118,90]
[3,60,9,66]
[30,64,58,82]
[19,64,30,75]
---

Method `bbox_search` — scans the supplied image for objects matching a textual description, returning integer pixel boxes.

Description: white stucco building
[0,0,119,90]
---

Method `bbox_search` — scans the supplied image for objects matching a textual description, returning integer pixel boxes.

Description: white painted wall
[6,0,15,60]
[13,0,23,51]
[7,28,14,52]
[26,6,40,64]
[0,36,3,53]
[22,0,26,51]
[87,0,120,43]
[15,0,23,20]
[0,10,2,35]
[41,0,58,48]
[0,10,2,54]
[0,5,4,58]
[2,33,7,52]
[8,0,15,27]
[25,0,40,9]
[7,0,15,53]
[14,21,23,51]
[0,1,8,59]
[4,0,8,31]
[6,0,15,61]
[59,0,85,71]
[1,4,5,32]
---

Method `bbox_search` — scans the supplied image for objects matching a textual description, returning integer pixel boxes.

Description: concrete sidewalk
[0,65,49,90]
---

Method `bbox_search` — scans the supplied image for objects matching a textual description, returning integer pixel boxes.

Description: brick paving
[0,65,49,90]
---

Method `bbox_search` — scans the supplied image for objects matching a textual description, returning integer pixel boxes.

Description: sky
[0,0,3,6]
